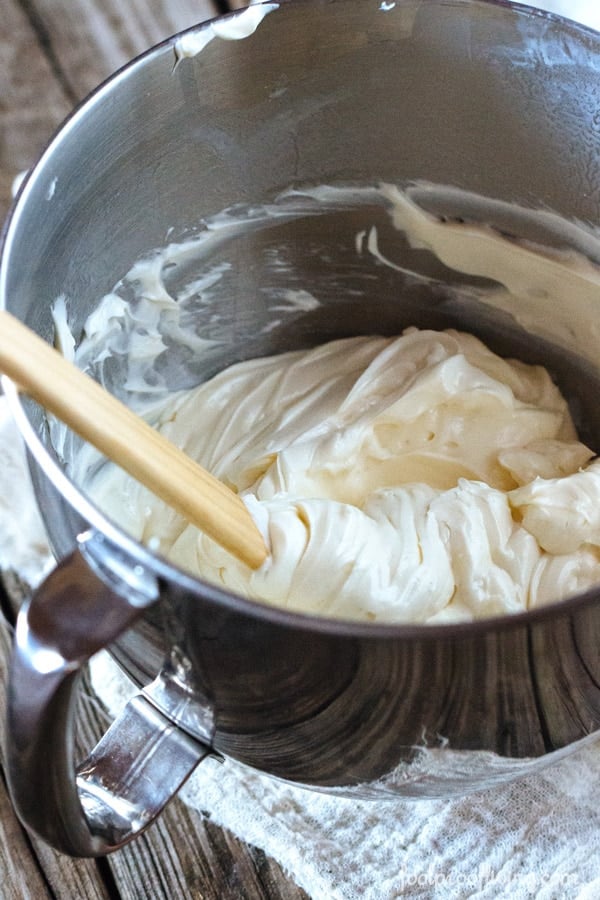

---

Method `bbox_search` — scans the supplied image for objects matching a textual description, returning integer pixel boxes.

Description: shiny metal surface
[2,0,600,856]
[6,532,211,856]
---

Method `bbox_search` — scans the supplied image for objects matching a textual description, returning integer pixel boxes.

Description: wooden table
[0,3,306,897]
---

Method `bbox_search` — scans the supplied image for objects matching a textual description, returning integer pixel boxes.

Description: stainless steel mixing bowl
[2,0,600,856]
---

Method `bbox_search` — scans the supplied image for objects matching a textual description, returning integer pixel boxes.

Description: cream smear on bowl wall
[173,0,280,63]
[51,183,600,625]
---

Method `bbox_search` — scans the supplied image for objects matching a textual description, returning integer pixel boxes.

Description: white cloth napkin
[1,397,599,898]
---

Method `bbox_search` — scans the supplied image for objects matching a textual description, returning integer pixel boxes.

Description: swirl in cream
[85,326,599,624]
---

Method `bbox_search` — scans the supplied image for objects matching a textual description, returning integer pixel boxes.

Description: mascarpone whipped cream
[86,326,600,624]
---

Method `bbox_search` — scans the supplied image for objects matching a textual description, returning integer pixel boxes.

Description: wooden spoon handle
[0,310,267,570]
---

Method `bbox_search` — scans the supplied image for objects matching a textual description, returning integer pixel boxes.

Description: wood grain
[23,0,217,101]
[0,771,53,900]
[0,0,231,217]
[0,0,71,219]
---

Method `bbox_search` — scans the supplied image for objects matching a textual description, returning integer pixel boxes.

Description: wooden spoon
[0,310,268,570]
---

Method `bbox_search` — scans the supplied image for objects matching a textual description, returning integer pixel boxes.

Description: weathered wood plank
[26,0,219,101]
[0,0,72,219]
[106,792,309,900]
[0,769,53,900]
[0,0,222,218]
[26,829,113,900]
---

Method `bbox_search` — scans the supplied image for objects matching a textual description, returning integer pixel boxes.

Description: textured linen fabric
[1,397,599,898]
[91,649,600,900]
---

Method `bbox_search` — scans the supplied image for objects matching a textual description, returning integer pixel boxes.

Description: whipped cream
[83,327,599,624]
[174,1,279,64]
[54,182,600,623]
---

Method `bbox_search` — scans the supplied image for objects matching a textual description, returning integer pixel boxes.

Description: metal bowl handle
[5,532,211,857]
